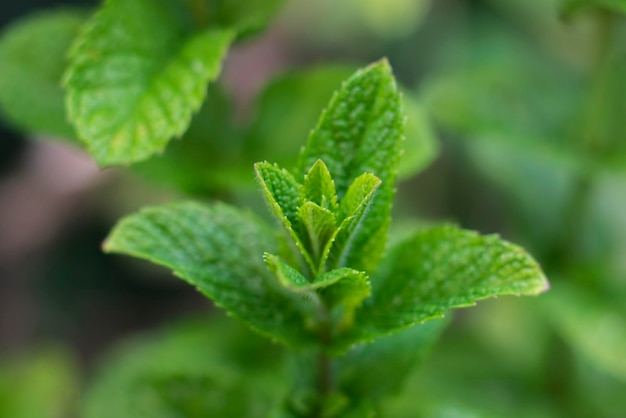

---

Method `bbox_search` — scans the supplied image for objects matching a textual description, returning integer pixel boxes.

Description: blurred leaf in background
[0,9,84,141]
[82,315,288,418]
[0,347,79,418]
[279,0,431,42]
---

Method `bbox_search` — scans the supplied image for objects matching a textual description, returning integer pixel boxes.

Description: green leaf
[246,66,356,168]
[0,9,84,140]
[316,269,371,332]
[255,162,302,227]
[327,173,382,270]
[247,65,434,180]
[296,202,337,271]
[104,201,318,348]
[83,316,288,418]
[132,84,250,194]
[64,0,234,166]
[337,225,548,349]
[264,253,311,289]
[297,60,404,272]
[255,161,316,272]
[338,318,448,402]
[264,254,370,332]
[301,159,338,212]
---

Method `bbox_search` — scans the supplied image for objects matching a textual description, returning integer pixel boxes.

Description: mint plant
[102,60,548,416]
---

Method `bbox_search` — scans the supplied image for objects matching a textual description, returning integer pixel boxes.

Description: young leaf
[264,253,311,289]
[326,173,382,270]
[0,10,84,140]
[104,201,318,348]
[264,254,370,332]
[337,225,548,349]
[301,159,338,212]
[255,161,316,272]
[255,162,302,227]
[297,59,404,273]
[64,0,234,166]
[296,202,337,271]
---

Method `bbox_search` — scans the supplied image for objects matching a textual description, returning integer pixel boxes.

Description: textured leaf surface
[255,162,302,227]
[83,316,287,418]
[338,225,548,348]
[132,84,250,194]
[297,60,404,272]
[247,65,436,179]
[296,202,337,268]
[104,202,317,348]
[301,159,338,212]
[65,0,234,166]
[0,10,84,140]
[255,161,315,271]
[327,173,381,270]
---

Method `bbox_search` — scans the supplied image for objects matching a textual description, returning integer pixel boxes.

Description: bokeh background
[1,0,625,417]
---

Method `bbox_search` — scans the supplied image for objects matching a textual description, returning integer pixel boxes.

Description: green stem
[311,294,334,418]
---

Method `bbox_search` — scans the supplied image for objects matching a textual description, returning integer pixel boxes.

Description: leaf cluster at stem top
[104,60,549,358]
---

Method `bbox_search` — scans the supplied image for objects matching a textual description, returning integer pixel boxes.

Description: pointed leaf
[301,159,338,212]
[326,173,382,270]
[336,173,382,223]
[297,60,404,272]
[64,0,234,166]
[255,161,316,272]
[0,10,84,140]
[104,201,317,348]
[264,253,310,289]
[296,202,337,272]
[255,161,302,226]
[247,65,435,180]
[337,225,548,349]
